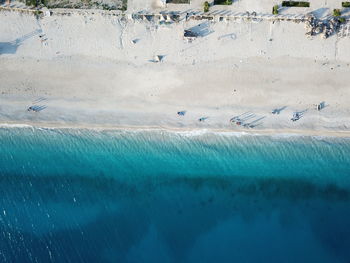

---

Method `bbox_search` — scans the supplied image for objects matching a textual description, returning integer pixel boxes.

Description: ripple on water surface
[0,128,350,262]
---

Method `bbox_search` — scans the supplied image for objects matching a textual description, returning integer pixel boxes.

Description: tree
[204,1,209,12]
[272,5,279,14]
[333,9,341,17]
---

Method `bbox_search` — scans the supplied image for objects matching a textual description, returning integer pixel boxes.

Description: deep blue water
[0,127,350,263]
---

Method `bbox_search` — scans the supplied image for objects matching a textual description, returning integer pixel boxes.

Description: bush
[166,0,190,3]
[25,0,37,6]
[120,0,127,11]
[214,0,232,4]
[281,1,310,7]
[333,9,341,16]
[101,3,111,10]
[25,0,48,7]
[272,5,279,14]
[342,2,350,7]
[338,17,346,23]
[204,1,209,12]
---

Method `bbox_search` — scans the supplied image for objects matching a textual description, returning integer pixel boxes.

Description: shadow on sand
[187,22,213,38]
[0,29,42,55]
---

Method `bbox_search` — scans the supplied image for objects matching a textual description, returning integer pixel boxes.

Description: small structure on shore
[199,117,208,122]
[41,8,51,17]
[27,105,47,112]
[291,110,307,121]
[150,55,164,63]
[184,29,198,41]
[317,101,326,111]
[155,55,164,62]
[272,106,287,114]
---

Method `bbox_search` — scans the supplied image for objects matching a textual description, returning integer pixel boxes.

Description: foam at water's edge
[0,123,34,128]
[1,123,350,140]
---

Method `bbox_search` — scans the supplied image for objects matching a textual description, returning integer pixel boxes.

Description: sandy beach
[1,10,350,135]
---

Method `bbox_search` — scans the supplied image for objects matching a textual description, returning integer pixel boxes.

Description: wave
[0,123,34,128]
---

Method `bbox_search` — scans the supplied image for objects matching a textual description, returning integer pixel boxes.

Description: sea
[0,127,350,263]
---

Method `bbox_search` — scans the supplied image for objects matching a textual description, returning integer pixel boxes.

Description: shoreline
[2,121,350,138]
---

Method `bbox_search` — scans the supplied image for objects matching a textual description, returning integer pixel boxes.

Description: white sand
[1,10,350,136]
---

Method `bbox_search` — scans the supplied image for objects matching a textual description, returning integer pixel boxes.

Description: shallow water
[0,128,350,262]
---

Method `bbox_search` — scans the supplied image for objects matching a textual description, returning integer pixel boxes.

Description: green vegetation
[204,1,209,12]
[34,10,41,16]
[272,4,279,14]
[25,0,47,7]
[25,0,37,6]
[166,0,190,3]
[338,17,346,23]
[333,8,341,16]
[281,1,310,7]
[101,3,117,10]
[342,2,350,7]
[25,0,61,7]
[121,0,127,11]
[214,0,232,4]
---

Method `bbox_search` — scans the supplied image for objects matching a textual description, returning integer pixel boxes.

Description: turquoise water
[0,127,350,262]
